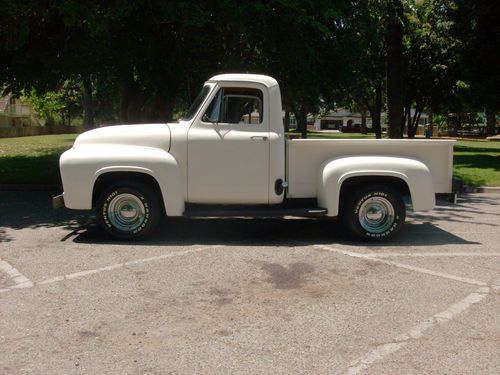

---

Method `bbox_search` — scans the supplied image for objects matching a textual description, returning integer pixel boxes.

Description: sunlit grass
[453,140,500,187]
[0,134,77,156]
[0,134,77,184]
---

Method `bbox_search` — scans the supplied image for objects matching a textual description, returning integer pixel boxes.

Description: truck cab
[182,74,285,205]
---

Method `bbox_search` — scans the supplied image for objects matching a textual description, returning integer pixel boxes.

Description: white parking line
[0,259,34,293]
[345,287,490,375]
[38,244,225,286]
[369,252,500,258]
[2,245,224,292]
[313,245,488,287]
[311,244,495,374]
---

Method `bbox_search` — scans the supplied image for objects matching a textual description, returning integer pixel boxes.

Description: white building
[0,94,42,128]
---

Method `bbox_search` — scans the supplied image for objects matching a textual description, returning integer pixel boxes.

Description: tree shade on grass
[453,141,500,187]
[0,134,77,184]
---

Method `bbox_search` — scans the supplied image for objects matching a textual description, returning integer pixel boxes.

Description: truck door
[187,85,270,204]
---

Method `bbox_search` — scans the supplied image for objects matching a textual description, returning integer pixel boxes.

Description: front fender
[317,156,435,216]
[60,145,184,215]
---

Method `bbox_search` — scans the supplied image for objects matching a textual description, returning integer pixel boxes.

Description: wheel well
[92,172,165,214]
[339,175,411,206]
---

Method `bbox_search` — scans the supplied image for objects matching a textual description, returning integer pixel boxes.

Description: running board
[184,207,328,218]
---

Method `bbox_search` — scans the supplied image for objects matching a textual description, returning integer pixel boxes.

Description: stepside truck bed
[286,139,455,198]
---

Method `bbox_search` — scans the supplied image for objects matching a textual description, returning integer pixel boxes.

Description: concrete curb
[453,178,500,194]
[454,186,500,194]
[475,186,500,194]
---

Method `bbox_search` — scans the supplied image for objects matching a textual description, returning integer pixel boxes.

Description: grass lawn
[453,140,500,187]
[0,134,77,184]
[0,132,498,187]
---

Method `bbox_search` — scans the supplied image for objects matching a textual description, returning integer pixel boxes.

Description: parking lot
[1,191,499,374]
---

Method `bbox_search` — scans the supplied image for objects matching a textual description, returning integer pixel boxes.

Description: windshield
[181,85,211,121]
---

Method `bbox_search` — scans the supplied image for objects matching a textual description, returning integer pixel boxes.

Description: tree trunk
[163,97,174,122]
[361,110,367,134]
[119,81,143,124]
[428,110,433,135]
[403,102,411,137]
[294,109,308,139]
[485,108,496,136]
[363,83,382,138]
[60,111,66,126]
[119,83,131,123]
[284,111,290,133]
[386,0,404,139]
[82,74,94,129]
[448,113,458,136]
[372,81,383,139]
[408,108,422,139]
[143,94,175,122]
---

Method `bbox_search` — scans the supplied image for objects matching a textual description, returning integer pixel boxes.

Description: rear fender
[317,156,435,216]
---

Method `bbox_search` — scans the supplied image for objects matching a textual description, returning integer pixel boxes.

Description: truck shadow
[0,191,488,247]
[0,191,89,243]
[71,216,479,247]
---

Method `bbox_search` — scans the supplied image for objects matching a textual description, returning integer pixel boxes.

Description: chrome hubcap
[358,197,395,234]
[107,193,145,232]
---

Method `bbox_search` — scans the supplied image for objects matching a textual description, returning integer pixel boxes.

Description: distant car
[341,124,361,133]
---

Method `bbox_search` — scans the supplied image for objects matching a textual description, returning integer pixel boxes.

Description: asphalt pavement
[1,191,499,374]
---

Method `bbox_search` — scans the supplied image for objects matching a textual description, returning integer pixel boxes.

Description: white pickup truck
[55,74,455,241]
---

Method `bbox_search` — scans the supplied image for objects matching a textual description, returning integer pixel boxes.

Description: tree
[0,1,206,126]
[21,81,82,125]
[401,0,458,138]
[446,0,500,135]
[4,0,495,137]
[235,1,353,138]
[386,0,405,138]
[21,89,65,125]
[340,1,386,138]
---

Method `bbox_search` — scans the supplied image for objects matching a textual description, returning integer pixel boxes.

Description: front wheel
[341,185,405,241]
[96,181,160,240]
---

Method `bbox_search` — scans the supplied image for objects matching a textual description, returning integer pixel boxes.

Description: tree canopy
[0,0,498,136]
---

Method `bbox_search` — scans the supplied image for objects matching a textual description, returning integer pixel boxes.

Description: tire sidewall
[345,187,405,241]
[97,183,159,239]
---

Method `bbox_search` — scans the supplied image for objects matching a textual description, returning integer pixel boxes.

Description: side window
[202,87,263,125]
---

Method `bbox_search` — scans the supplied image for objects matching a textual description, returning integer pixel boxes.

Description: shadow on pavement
[0,191,483,246]
[410,195,500,226]
[0,191,89,243]
[72,217,479,247]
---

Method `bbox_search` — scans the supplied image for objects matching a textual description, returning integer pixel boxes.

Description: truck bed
[286,139,455,198]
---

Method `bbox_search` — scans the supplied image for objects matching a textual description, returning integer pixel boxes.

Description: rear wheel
[96,181,160,240]
[341,185,405,241]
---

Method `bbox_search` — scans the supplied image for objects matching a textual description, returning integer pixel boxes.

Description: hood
[73,123,171,150]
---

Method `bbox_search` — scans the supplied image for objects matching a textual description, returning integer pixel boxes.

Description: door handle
[250,136,268,141]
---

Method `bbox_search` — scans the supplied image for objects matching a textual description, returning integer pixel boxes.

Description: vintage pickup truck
[54,74,455,241]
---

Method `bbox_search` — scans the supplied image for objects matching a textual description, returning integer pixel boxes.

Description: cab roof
[208,74,278,88]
